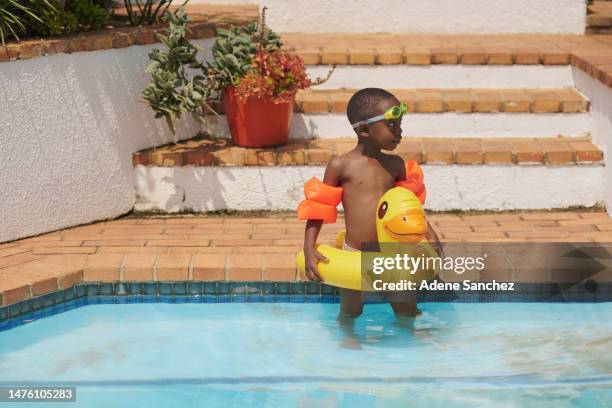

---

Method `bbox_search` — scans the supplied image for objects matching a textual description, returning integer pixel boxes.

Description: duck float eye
[378,201,388,219]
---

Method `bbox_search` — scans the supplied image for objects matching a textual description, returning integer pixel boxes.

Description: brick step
[587,1,612,33]
[133,136,603,167]
[204,89,592,138]
[282,34,610,66]
[208,88,589,114]
[293,88,589,114]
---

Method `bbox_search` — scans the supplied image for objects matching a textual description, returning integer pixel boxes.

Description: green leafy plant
[26,0,109,37]
[68,0,109,30]
[143,6,332,135]
[124,0,183,26]
[208,20,282,88]
[0,0,50,45]
[142,7,217,134]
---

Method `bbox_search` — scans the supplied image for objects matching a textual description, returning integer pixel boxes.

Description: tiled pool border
[1,281,611,332]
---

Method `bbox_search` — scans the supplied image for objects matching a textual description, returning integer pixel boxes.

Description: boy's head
[347,88,403,151]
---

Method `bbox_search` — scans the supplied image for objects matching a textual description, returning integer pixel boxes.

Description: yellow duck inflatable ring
[296,187,440,291]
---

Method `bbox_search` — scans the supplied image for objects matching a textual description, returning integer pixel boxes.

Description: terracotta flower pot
[223,87,294,148]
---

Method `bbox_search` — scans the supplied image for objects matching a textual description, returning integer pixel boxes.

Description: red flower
[235,50,312,103]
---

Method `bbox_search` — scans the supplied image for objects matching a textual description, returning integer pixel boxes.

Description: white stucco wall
[573,68,612,215]
[0,39,213,243]
[191,0,586,34]
[134,164,604,212]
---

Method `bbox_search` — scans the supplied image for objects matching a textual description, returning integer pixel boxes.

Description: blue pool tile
[0,320,11,332]
[232,295,248,303]
[0,306,7,321]
[187,282,202,295]
[127,295,142,304]
[8,303,22,318]
[248,282,263,294]
[217,295,230,303]
[204,282,218,295]
[114,283,128,296]
[157,295,174,303]
[262,282,276,295]
[291,282,305,295]
[321,284,334,295]
[305,282,321,296]
[75,298,88,308]
[290,294,305,303]
[76,284,87,298]
[262,294,276,303]
[277,295,290,303]
[159,283,173,296]
[143,283,158,296]
[53,290,65,304]
[173,282,187,295]
[64,300,78,311]
[30,296,43,312]
[41,293,55,308]
[64,287,75,301]
[320,295,335,303]
[277,282,290,295]
[247,294,263,303]
[99,283,114,296]
[21,299,34,314]
[231,284,247,295]
[202,295,218,303]
[230,283,248,295]
[143,295,157,303]
[98,295,115,304]
[217,282,230,295]
[305,295,320,303]
[86,284,100,296]
[127,283,143,295]
[115,297,129,304]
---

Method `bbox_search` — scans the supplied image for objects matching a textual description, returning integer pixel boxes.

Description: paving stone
[156,254,191,281]
[192,254,227,280]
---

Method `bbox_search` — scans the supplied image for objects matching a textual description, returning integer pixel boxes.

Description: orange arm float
[297,178,343,223]
[395,160,427,204]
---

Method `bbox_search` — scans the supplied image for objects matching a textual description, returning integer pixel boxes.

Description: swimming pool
[0,302,610,407]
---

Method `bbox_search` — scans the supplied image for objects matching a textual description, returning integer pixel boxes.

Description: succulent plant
[142,7,214,134]
[208,20,283,88]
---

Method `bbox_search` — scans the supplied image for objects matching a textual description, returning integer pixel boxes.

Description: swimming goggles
[350,103,407,128]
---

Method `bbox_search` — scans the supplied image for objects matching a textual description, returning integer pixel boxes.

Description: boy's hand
[304,247,327,282]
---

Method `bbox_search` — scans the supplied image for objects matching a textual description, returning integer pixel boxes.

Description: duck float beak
[382,208,427,243]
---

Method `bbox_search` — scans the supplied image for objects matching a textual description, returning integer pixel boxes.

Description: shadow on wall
[133,165,318,213]
[0,42,207,242]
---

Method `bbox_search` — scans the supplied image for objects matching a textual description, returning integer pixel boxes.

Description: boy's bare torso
[337,151,404,250]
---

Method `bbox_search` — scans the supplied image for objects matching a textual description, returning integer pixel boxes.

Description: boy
[300,88,441,322]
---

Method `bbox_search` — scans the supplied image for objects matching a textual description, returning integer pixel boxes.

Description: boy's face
[364,97,403,151]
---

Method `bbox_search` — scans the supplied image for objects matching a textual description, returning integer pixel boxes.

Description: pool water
[0,303,611,407]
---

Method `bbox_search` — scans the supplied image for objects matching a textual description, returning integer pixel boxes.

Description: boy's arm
[303,157,343,282]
